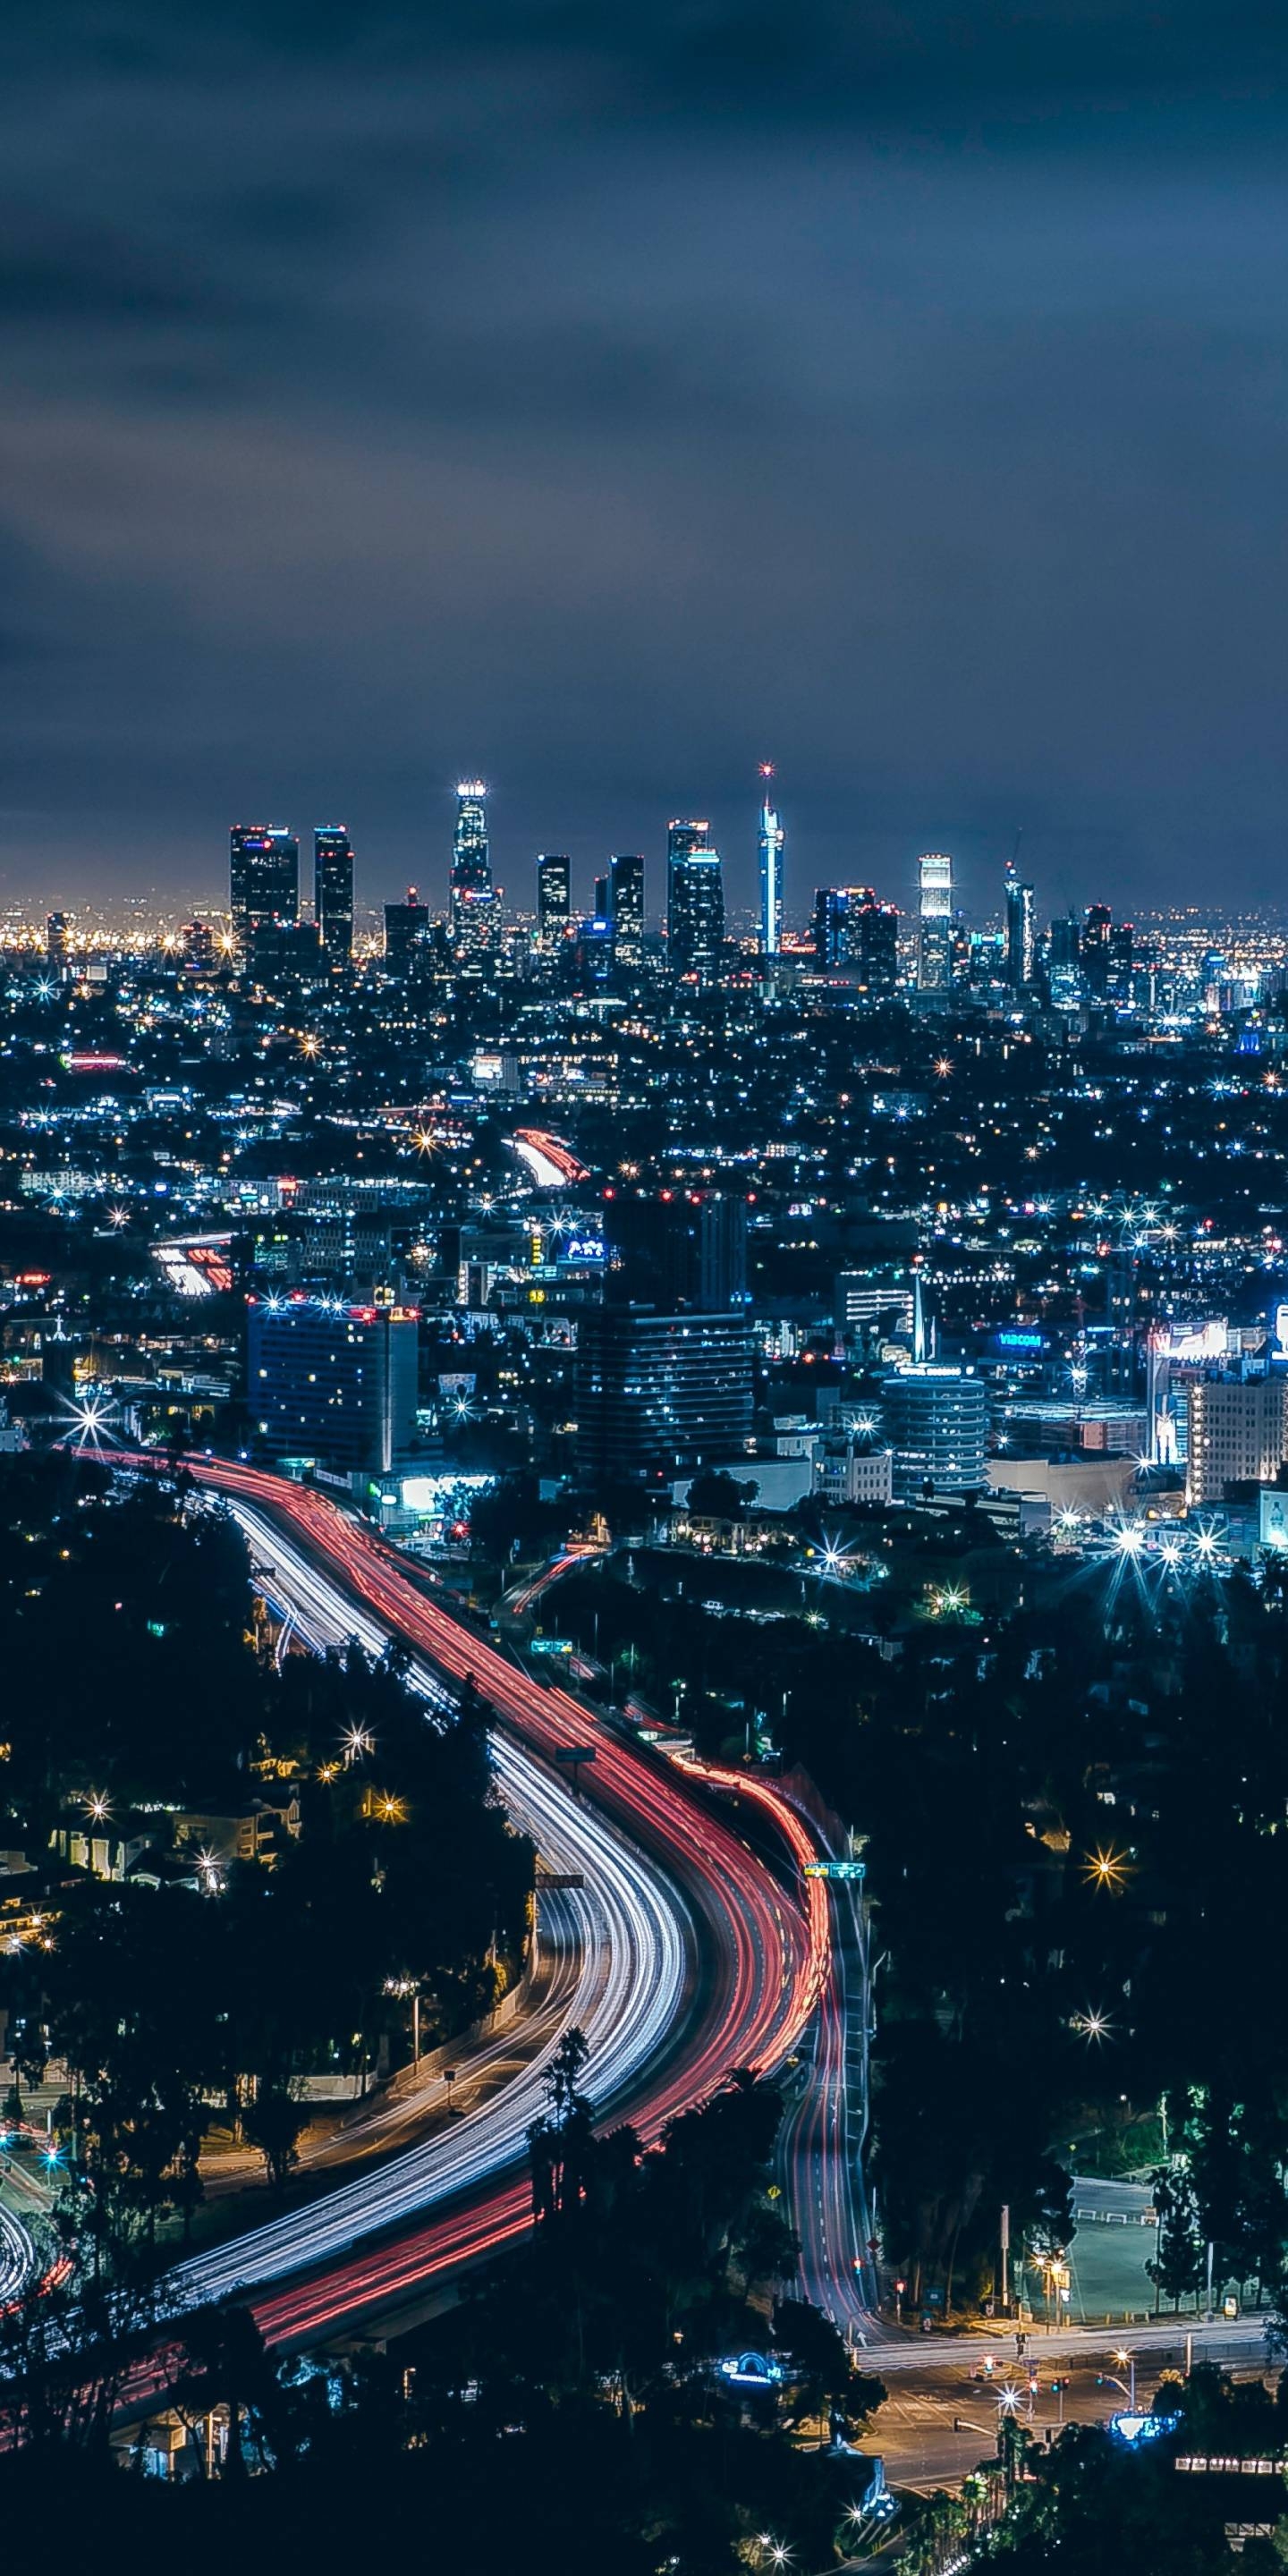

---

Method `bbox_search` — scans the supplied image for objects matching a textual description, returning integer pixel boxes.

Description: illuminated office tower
[313,826,353,964]
[230,826,299,955]
[609,852,645,970]
[758,765,784,955]
[1004,854,1035,990]
[450,779,496,962]
[916,851,953,992]
[575,1309,753,1479]
[1107,919,1133,1001]
[1081,902,1113,998]
[247,1295,419,1478]
[536,852,571,955]
[1186,1374,1288,1508]
[813,886,898,992]
[1048,911,1080,1007]
[666,820,724,985]
[45,911,69,975]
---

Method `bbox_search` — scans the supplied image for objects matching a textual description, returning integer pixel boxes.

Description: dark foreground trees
[0,2066,886,2575]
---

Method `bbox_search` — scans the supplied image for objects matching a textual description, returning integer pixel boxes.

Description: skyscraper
[1048,911,1080,1008]
[247,1295,419,1478]
[450,780,496,962]
[575,1309,753,1480]
[314,826,353,964]
[1081,902,1113,998]
[537,852,571,955]
[609,852,645,970]
[604,1190,748,1311]
[666,820,724,985]
[916,852,953,992]
[384,886,429,974]
[1004,852,1035,991]
[230,826,300,955]
[758,765,784,956]
[813,886,899,992]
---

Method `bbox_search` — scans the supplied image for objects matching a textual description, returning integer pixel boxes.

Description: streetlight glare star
[62,1390,118,1452]
[1083,1845,1131,1894]
[1072,2006,1114,2043]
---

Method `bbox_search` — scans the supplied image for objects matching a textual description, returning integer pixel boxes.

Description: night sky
[4,2,1286,922]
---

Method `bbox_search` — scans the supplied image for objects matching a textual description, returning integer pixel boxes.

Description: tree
[1148,2160,1204,2312]
[242,2082,309,2191]
[685,1470,758,1522]
[771,2295,886,2436]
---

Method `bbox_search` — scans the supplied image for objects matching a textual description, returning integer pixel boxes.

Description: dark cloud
[0,0,1286,916]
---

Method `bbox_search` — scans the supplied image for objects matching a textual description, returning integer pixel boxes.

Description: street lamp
[1114,2348,1137,2410]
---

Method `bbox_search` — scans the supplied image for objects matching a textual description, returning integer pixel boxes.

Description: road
[0,2204,34,2301]
[501,1544,607,1619]
[767,1792,876,2342]
[143,1459,828,2343]
[862,2325,1270,2492]
[165,1496,691,2313]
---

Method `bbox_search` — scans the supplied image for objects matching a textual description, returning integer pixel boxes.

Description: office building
[813,886,848,968]
[814,1441,894,1509]
[250,919,323,981]
[1186,1375,1288,1507]
[230,826,299,955]
[667,820,724,985]
[758,767,784,956]
[1082,902,1113,999]
[450,779,496,962]
[605,1190,748,1311]
[881,1363,988,1499]
[1048,911,1081,1007]
[916,852,953,992]
[571,914,614,989]
[1004,860,1035,990]
[835,1268,915,1346]
[384,886,429,973]
[1108,919,1134,1000]
[609,853,645,970]
[814,886,897,989]
[314,827,354,964]
[247,1295,419,1478]
[575,1308,753,1479]
[45,912,69,974]
[857,894,900,994]
[537,853,571,956]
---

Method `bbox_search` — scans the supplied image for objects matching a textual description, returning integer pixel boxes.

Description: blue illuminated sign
[997,1329,1045,1352]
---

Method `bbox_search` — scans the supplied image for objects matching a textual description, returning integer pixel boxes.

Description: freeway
[165,1498,691,2312]
[0,2205,34,2303]
[773,1815,876,2342]
[143,1458,827,2342]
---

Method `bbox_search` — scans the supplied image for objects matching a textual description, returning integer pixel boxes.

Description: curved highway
[0,2204,35,2304]
[165,1501,691,2309]
[163,1458,828,2343]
